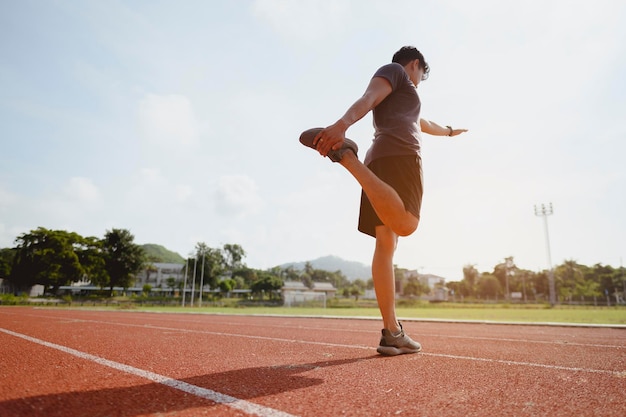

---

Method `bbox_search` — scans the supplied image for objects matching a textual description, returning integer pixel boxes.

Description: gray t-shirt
[363,63,422,166]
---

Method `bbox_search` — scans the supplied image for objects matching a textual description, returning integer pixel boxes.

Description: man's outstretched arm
[314,77,392,156]
[420,118,468,137]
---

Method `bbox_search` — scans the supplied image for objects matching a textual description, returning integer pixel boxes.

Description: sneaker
[299,127,358,162]
[376,323,422,356]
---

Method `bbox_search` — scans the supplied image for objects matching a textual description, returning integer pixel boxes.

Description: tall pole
[191,256,197,307]
[199,250,206,307]
[534,203,556,306]
[182,257,189,307]
[619,258,626,301]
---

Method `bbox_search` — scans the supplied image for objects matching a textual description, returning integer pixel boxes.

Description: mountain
[141,244,185,264]
[279,255,371,281]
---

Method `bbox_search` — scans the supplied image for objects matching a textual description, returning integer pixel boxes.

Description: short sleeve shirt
[363,63,422,166]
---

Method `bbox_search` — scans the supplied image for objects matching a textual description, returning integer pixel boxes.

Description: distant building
[418,273,446,290]
[135,263,184,287]
[282,281,337,306]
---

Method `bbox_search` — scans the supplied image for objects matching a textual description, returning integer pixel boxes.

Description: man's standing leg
[372,225,401,333]
[372,224,422,356]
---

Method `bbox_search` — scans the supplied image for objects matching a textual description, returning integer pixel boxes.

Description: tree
[280,265,300,282]
[555,260,585,303]
[166,277,177,295]
[251,273,283,300]
[102,229,145,296]
[462,264,479,297]
[203,247,226,291]
[404,277,428,297]
[11,228,84,293]
[531,270,550,301]
[0,248,15,279]
[575,279,601,302]
[232,267,258,288]
[223,244,246,273]
[591,263,617,300]
[492,257,517,300]
[301,273,314,289]
[142,284,152,296]
[324,270,350,289]
[218,278,236,298]
[347,279,366,301]
[75,236,106,286]
[476,273,501,300]
[515,269,535,302]
[304,262,314,276]
[349,285,363,301]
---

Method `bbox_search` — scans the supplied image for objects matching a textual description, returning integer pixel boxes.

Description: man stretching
[300,46,467,355]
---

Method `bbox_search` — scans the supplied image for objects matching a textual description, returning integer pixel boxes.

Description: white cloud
[214,175,262,217]
[138,94,199,146]
[139,168,162,183]
[64,177,101,204]
[251,0,351,42]
[0,185,18,209]
[175,184,194,203]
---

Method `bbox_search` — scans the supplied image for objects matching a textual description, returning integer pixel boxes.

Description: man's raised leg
[339,152,419,237]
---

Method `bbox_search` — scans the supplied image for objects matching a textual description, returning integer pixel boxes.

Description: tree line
[1,227,145,296]
[447,256,625,304]
[0,227,354,300]
[2,228,623,304]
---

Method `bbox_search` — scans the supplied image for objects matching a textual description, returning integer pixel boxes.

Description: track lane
[1,307,624,416]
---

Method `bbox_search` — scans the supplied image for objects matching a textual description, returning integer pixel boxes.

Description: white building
[135,263,184,287]
[282,281,337,306]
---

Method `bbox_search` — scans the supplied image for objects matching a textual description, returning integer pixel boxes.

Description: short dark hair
[392,46,430,80]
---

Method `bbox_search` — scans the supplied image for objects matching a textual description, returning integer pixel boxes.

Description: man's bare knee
[394,216,419,237]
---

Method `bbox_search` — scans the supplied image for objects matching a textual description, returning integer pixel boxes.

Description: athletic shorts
[358,154,423,238]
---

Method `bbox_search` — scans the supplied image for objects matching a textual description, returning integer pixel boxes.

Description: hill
[141,244,184,264]
[279,255,371,281]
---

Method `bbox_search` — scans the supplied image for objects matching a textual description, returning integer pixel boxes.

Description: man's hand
[313,120,348,157]
[449,128,468,137]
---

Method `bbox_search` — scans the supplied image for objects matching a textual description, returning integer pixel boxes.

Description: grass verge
[134,303,626,325]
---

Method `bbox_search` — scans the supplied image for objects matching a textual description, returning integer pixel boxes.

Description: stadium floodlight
[534,203,556,306]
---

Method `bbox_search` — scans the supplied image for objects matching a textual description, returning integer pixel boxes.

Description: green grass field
[135,303,626,325]
[7,294,624,325]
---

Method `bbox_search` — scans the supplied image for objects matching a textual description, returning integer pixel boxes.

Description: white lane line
[7,310,625,349]
[0,327,298,417]
[3,312,624,377]
[6,312,626,350]
[31,316,625,377]
[422,352,622,376]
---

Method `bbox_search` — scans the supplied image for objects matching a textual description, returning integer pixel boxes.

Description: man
[300,46,467,356]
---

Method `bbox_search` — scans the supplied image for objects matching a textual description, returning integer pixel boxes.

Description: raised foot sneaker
[299,127,358,162]
[376,323,422,356]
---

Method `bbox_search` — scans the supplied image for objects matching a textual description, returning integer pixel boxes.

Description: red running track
[0,307,624,417]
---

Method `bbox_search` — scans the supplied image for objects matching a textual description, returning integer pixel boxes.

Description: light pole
[534,203,556,306]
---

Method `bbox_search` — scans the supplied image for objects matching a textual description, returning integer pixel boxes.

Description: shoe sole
[376,345,422,356]
[299,127,358,162]
[299,127,323,149]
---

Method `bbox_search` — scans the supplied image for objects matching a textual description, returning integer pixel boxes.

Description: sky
[1,0,625,282]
